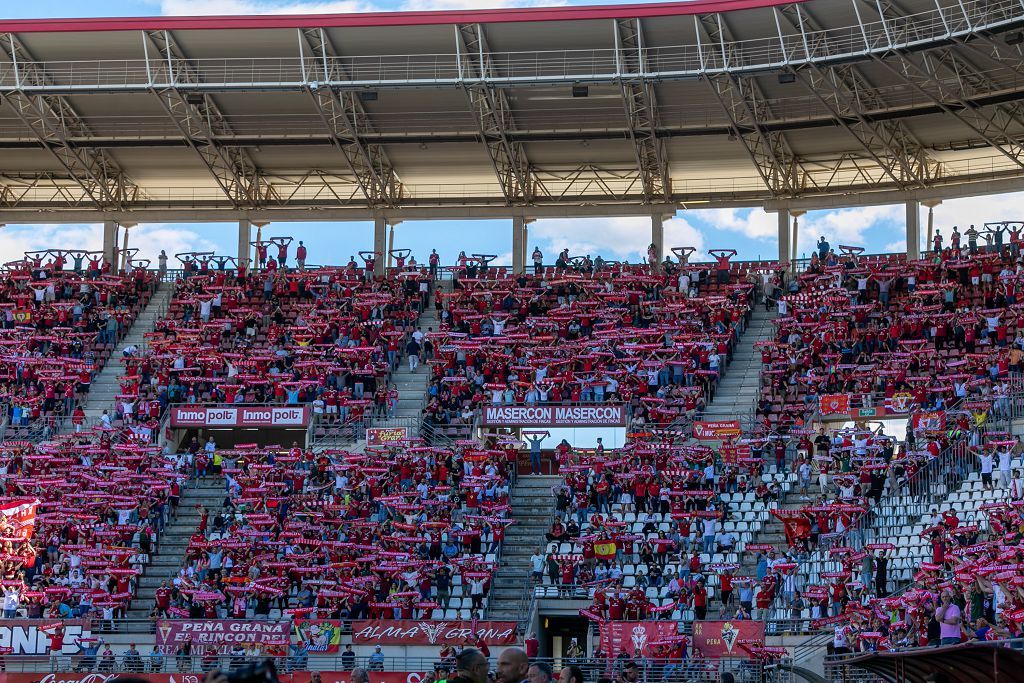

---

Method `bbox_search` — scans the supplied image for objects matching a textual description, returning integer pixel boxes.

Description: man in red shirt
[155,581,172,616]
[691,578,708,620]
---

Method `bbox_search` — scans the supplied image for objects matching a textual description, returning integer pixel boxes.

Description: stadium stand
[0,252,156,438]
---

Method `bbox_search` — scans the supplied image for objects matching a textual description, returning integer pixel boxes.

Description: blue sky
[1,0,1021,265]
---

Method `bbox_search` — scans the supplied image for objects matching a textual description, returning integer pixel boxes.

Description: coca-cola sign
[5,675,201,683]
[169,406,310,428]
[481,405,625,427]
[351,620,518,645]
[0,619,90,655]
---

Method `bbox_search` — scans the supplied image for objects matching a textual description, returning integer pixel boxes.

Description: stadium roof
[0,0,1023,223]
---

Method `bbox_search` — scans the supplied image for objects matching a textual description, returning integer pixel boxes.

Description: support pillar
[777,209,790,264]
[651,214,665,263]
[102,220,117,271]
[373,217,387,277]
[906,200,921,260]
[512,216,526,274]
[791,210,805,265]
[237,220,251,267]
[923,199,941,252]
[119,222,136,274]
[522,220,531,271]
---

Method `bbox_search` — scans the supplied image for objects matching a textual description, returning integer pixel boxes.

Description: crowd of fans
[116,252,432,437]
[165,437,518,624]
[0,250,155,435]
[759,236,1022,432]
[425,248,759,434]
[0,426,180,621]
[754,232,1024,653]
[1,234,1023,675]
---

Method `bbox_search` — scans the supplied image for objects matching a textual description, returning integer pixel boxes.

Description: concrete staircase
[123,480,226,625]
[363,282,446,437]
[390,306,439,428]
[485,474,559,622]
[80,285,174,422]
[702,308,776,422]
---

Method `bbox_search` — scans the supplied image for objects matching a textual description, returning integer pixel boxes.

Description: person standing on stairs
[407,335,421,372]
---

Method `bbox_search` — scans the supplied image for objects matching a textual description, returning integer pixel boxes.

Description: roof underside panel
[0,0,1023,217]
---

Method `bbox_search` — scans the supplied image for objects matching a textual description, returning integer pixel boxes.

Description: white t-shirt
[980,453,994,474]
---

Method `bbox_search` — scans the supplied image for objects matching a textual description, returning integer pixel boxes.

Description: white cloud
[160,0,565,14]
[528,214,705,264]
[400,0,561,9]
[0,224,221,266]
[691,207,778,241]
[928,193,1024,235]
[127,225,222,263]
[795,205,903,255]
[883,239,907,253]
[0,225,104,261]
[160,0,374,14]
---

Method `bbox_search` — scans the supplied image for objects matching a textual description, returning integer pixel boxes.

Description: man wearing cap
[368,645,386,671]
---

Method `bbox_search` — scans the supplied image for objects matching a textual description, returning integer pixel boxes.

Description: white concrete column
[373,217,387,276]
[651,214,665,263]
[906,200,921,260]
[237,220,251,267]
[923,199,941,251]
[387,223,396,270]
[102,220,117,270]
[119,222,136,274]
[791,210,805,265]
[512,216,526,274]
[522,220,531,270]
[777,209,790,264]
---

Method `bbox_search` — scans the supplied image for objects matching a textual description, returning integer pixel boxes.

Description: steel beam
[872,51,1024,173]
[0,34,139,210]
[615,18,671,203]
[300,28,402,208]
[705,72,800,196]
[456,23,534,204]
[144,30,272,208]
[793,64,937,189]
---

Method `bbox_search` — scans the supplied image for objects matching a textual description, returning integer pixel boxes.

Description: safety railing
[2,654,811,679]
[824,637,1024,680]
[1,0,1021,90]
[783,387,1023,595]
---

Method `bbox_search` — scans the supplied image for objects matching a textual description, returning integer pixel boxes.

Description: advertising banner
[693,421,740,440]
[155,619,290,653]
[293,618,342,654]
[691,620,766,658]
[288,675,425,683]
[0,676,421,683]
[0,619,90,655]
[169,406,310,428]
[366,427,409,447]
[351,620,517,645]
[481,405,625,427]
[0,676,203,683]
[597,622,679,659]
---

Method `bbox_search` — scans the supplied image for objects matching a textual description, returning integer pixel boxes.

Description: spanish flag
[594,540,617,561]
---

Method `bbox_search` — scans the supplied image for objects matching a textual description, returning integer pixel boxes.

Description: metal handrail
[0,653,800,677]
[1,0,1021,89]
